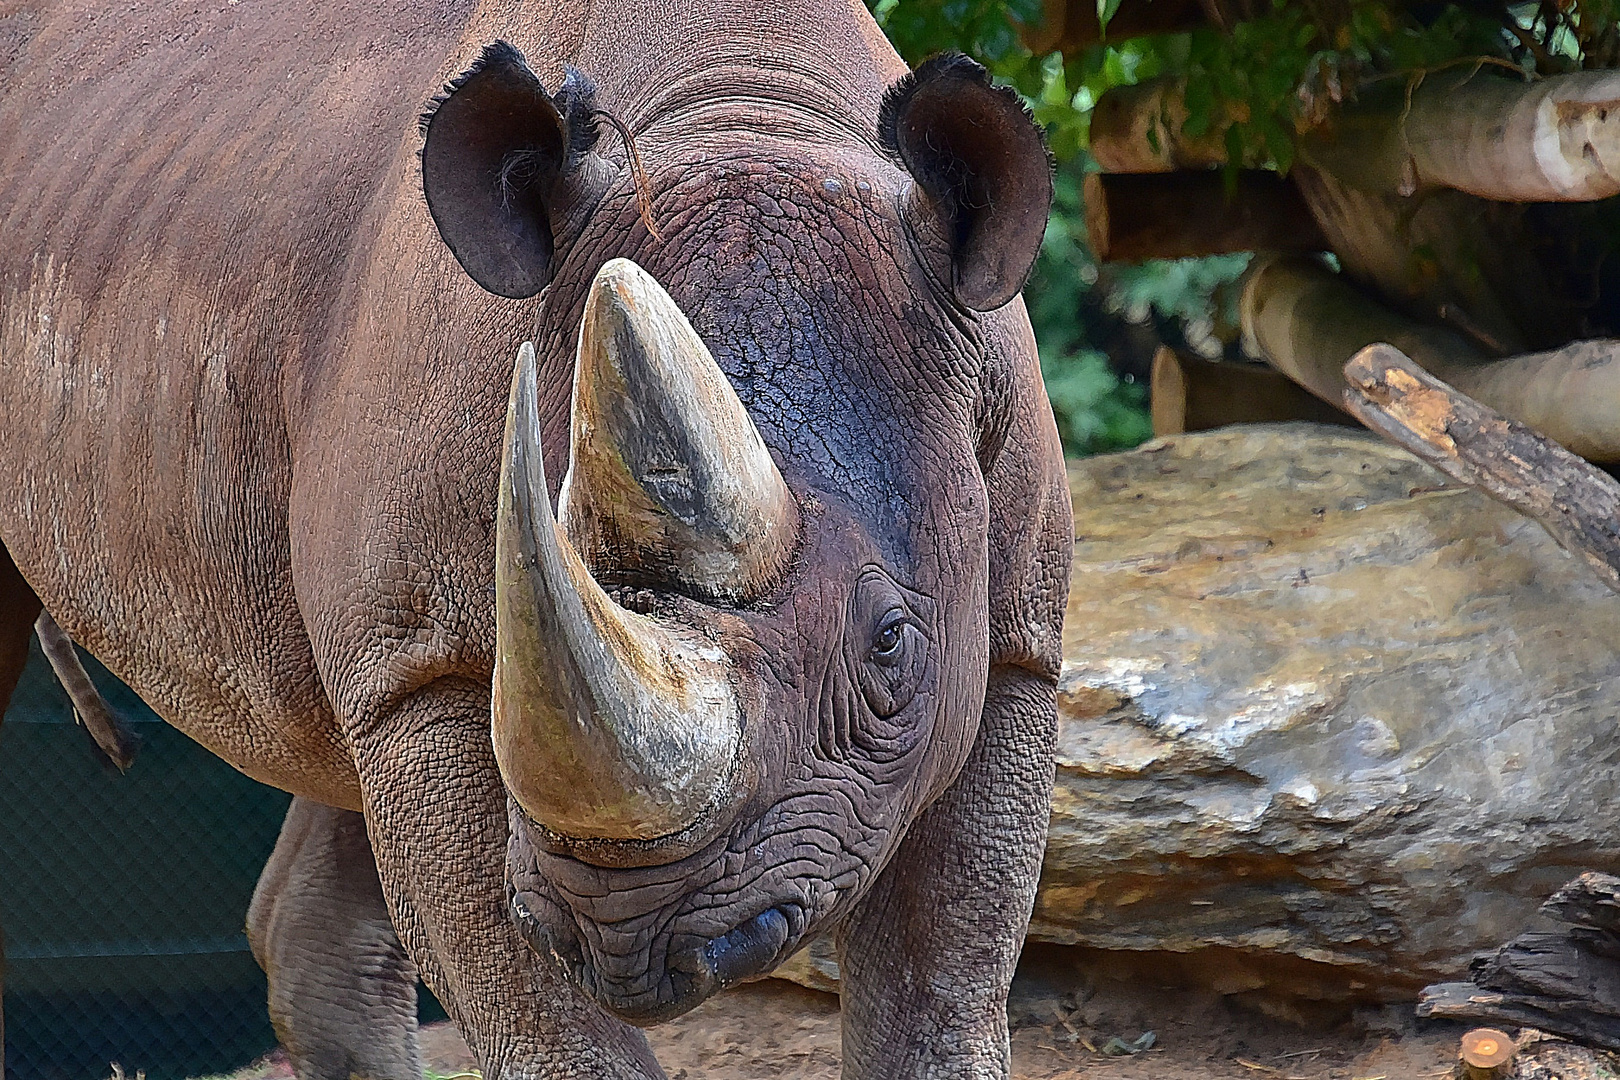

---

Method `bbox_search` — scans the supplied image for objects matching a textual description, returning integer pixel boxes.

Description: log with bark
[1339,343,1620,595]
[1241,256,1620,462]
[1085,171,1326,262]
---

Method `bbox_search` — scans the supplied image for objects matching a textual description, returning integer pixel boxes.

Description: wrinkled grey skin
[0,0,1071,1075]
[248,800,421,1080]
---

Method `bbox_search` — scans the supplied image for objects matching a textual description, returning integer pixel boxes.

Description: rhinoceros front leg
[836,665,1057,1079]
[348,681,666,1080]
[247,797,420,1080]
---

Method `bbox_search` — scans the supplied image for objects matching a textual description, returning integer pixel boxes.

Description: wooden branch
[1242,256,1620,462]
[1090,78,1233,173]
[34,610,139,771]
[1085,171,1327,261]
[1020,0,1206,54]
[1305,68,1620,202]
[1341,344,1620,597]
[1418,873,1620,1052]
[1150,347,1355,435]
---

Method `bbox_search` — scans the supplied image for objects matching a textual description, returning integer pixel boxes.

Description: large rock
[1038,423,1620,1002]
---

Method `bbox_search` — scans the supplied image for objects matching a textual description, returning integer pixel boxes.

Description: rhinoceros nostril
[704,906,792,986]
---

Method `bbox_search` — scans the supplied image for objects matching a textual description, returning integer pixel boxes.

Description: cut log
[1460,1028,1515,1080]
[1089,78,1233,173]
[1340,344,1620,597]
[1305,68,1620,202]
[1019,0,1206,54]
[1417,873,1620,1052]
[1241,256,1620,462]
[1086,171,1326,262]
[1150,347,1354,435]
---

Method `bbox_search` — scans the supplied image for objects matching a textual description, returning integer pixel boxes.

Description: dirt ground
[216,946,1472,1080]
[409,952,1467,1080]
[412,979,1460,1080]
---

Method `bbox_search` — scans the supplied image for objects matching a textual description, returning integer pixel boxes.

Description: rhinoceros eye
[870,608,908,665]
[849,571,931,724]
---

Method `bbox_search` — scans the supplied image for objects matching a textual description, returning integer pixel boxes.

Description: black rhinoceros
[0,0,1070,1074]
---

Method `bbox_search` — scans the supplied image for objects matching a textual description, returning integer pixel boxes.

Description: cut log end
[1461,1028,1515,1072]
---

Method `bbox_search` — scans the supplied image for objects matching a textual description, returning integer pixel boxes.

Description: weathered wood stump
[1419,875,1620,1050]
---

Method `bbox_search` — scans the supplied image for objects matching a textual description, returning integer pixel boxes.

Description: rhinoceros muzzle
[492,259,797,843]
[513,889,808,1023]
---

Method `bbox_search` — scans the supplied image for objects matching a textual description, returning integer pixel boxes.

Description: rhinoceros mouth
[511,890,808,1024]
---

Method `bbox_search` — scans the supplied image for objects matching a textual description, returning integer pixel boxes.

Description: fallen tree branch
[1086,171,1326,261]
[1242,257,1620,461]
[1341,344,1620,597]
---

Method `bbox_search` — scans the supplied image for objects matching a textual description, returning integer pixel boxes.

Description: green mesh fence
[0,634,291,1080]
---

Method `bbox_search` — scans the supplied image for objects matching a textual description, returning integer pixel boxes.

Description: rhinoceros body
[0,0,1071,1074]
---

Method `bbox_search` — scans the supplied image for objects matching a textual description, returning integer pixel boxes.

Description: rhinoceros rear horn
[879,53,1054,312]
[421,42,602,299]
[559,259,799,603]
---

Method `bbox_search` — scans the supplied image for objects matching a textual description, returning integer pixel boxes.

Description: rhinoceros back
[0,0,497,800]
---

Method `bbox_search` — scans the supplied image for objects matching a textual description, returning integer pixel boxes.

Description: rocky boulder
[1040,423,1620,1003]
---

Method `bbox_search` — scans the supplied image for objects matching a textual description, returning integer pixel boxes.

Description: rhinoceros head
[420,40,1052,1023]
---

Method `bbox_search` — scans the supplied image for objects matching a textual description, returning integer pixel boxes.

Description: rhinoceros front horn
[492,336,750,840]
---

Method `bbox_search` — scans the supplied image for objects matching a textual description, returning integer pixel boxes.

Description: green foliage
[867,0,1620,456]
[1026,168,1154,454]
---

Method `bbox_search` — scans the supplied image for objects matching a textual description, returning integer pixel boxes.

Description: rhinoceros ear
[879,54,1053,312]
[421,42,599,299]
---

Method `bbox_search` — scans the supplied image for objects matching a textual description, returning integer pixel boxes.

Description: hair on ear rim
[420,39,535,138]
[876,52,1053,175]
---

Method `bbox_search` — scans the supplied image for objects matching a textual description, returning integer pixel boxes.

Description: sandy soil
[408,966,1465,1080]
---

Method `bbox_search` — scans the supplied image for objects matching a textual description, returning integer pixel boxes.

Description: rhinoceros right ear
[421,42,599,299]
[880,54,1053,312]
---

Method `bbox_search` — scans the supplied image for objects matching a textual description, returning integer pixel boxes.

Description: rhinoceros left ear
[421,42,601,299]
[880,54,1053,312]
